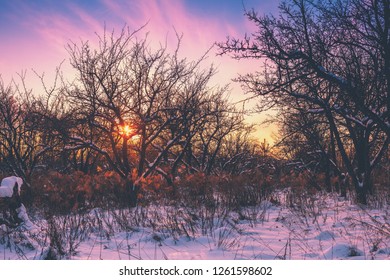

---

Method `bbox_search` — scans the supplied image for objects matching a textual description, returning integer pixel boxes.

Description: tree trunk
[353,170,373,205]
[125,179,139,207]
[324,157,332,193]
[355,181,367,205]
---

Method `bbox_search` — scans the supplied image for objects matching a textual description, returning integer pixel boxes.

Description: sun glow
[118,124,134,138]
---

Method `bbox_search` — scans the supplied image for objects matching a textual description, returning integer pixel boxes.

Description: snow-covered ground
[1,191,390,260]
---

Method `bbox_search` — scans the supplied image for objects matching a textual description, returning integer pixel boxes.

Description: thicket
[1,0,390,214]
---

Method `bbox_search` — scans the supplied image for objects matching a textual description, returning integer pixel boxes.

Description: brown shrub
[29,171,134,214]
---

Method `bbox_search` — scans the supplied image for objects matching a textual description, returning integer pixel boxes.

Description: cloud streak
[0,0,276,140]
[2,0,257,85]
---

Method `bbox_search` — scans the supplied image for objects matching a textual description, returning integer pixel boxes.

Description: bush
[29,171,132,214]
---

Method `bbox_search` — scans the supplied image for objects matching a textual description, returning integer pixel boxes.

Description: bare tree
[64,27,227,205]
[219,0,390,204]
[0,75,51,190]
[217,124,260,175]
[191,91,246,175]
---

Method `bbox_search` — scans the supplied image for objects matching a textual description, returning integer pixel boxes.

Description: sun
[118,124,134,138]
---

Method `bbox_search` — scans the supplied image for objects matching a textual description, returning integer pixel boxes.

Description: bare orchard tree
[0,75,52,191]
[219,0,390,204]
[276,101,342,193]
[64,27,226,206]
[30,68,81,174]
[149,80,236,187]
[193,95,246,175]
[217,124,259,175]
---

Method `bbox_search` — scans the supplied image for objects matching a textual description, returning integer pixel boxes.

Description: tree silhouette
[219,0,390,204]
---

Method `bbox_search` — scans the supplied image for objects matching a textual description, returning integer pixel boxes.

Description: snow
[314,230,335,241]
[316,66,348,85]
[0,186,13,198]
[1,191,390,260]
[1,176,23,196]
[16,204,37,231]
[307,108,324,114]
[323,244,363,259]
[0,176,36,230]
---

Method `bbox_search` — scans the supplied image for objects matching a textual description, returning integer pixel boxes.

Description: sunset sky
[0,0,279,141]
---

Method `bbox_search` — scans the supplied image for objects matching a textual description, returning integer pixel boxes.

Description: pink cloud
[0,0,280,143]
[1,0,264,119]
[98,0,260,98]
